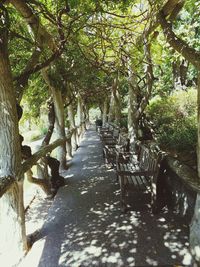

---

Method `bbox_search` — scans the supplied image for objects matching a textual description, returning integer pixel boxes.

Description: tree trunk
[197,72,200,177]
[0,11,27,263]
[0,181,27,265]
[42,69,67,170]
[127,60,140,149]
[180,59,189,87]
[108,77,122,125]
[77,94,84,142]
[42,100,55,146]
[51,87,67,169]
[114,89,122,126]
[82,103,88,130]
[108,93,115,123]
[127,79,139,149]
[172,59,189,89]
[68,103,78,151]
[102,97,109,126]
[26,169,51,195]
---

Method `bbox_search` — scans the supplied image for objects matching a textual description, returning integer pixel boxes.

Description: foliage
[120,114,128,130]
[147,89,197,152]
[157,117,197,152]
[5,0,200,151]
[20,74,49,127]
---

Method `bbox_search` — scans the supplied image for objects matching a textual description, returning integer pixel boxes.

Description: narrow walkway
[20,126,192,267]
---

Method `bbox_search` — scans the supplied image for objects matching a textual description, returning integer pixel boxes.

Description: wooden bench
[103,135,130,167]
[95,119,102,131]
[101,127,120,144]
[116,144,162,212]
[99,123,114,139]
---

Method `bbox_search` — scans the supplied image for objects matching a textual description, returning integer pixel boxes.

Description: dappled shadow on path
[26,127,193,267]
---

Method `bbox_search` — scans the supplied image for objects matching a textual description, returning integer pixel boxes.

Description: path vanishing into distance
[19,126,192,267]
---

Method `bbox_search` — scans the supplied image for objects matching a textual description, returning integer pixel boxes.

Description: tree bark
[42,100,55,146]
[127,69,139,148]
[141,0,185,42]
[112,77,122,126]
[51,87,67,169]
[108,92,115,123]
[158,11,200,69]
[197,73,200,177]
[76,94,85,142]
[26,169,51,195]
[10,0,56,51]
[107,77,122,125]
[102,97,109,126]
[42,69,67,169]
[68,103,78,151]
[0,6,27,262]
[0,181,27,265]
[139,36,154,116]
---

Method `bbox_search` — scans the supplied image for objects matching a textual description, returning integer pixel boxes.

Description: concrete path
[20,126,193,267]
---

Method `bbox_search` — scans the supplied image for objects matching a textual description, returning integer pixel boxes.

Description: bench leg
[120,184,127,213]
[116,172,119,182]
[151,179,161,214]
[121,201,127,213]
[102,148,106,158]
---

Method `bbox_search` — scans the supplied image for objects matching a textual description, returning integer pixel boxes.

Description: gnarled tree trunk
[127,69,139,149]
[108,92,115,123]
[68,103,78,152]
[108,77,122,125]
[42,69,67,170]
[76,94,85,143]
[51,87,67,169]
[0,9,27,264]
[197,73,200,178]
[102,97,109,126]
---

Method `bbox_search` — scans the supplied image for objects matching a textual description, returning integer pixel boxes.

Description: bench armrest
[116,151,134,156]
[116,152,135,162]
[117,170,156,177]
[104,145,117,149]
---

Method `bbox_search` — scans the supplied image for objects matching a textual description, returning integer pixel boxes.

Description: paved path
[20,126,193,267]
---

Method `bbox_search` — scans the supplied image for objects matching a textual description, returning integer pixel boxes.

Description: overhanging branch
[19,129,74,177]
[158,11,200,70]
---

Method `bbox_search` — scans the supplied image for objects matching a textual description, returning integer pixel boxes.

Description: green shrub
[120,115,128,130]
[158,116,197,151]
[147,89,197,152]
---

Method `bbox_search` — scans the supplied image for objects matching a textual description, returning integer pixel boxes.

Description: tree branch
[158,11,200,69]
[10,30,34,44]
[14,46,65,85]
[138,0,185,42]
[19,130,74,177]
[138,37,154,118]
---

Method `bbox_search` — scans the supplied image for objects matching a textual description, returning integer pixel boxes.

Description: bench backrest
[138,144,161,174]
[118,135,130,152]
[99,123,113,134]
[113,128,120,138]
